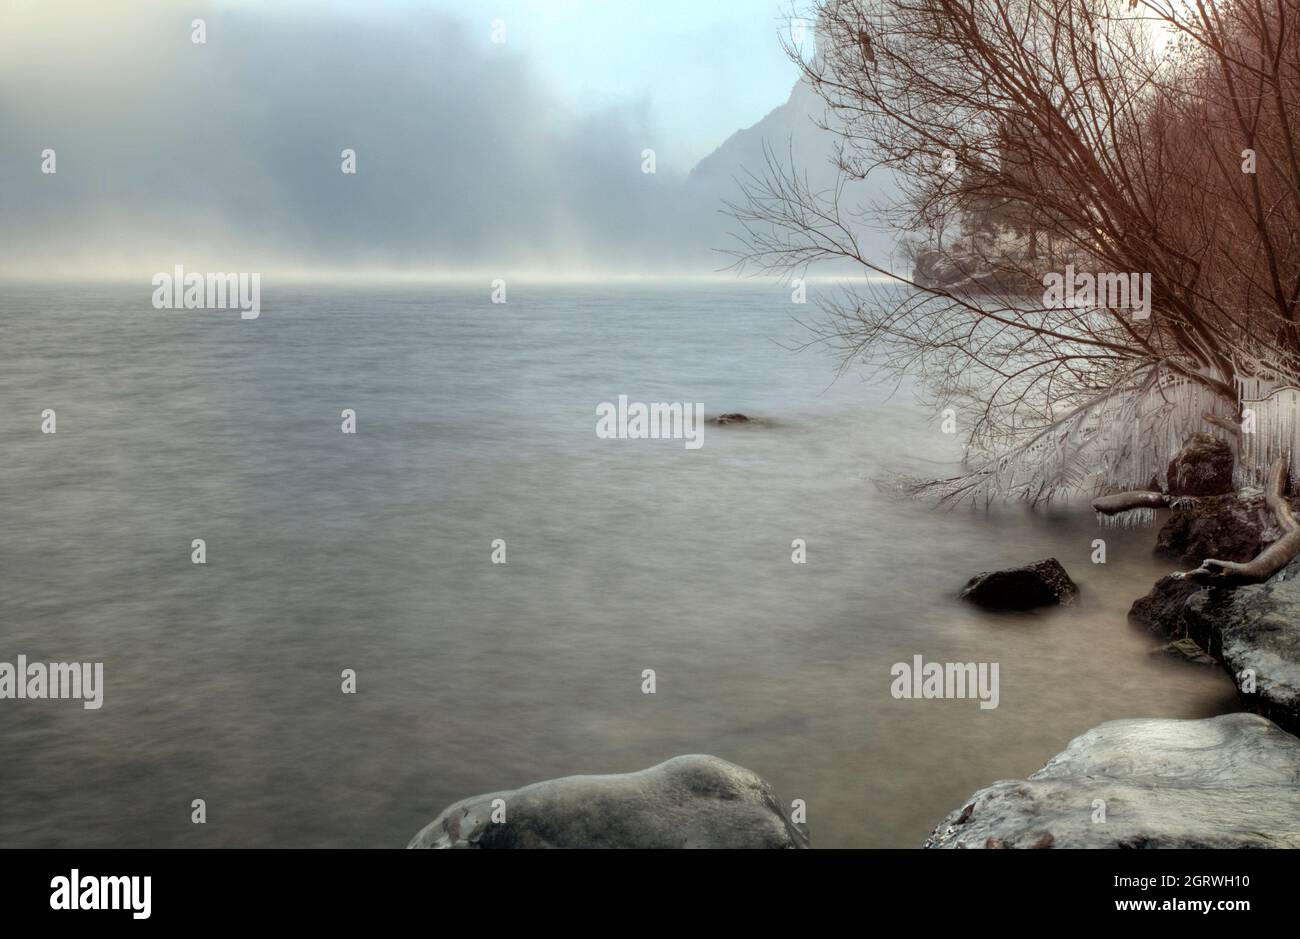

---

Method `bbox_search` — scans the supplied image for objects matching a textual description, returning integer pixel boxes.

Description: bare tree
[728,0,1300,515]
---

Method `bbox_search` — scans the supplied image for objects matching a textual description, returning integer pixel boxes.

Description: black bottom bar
[0,849,1282,925]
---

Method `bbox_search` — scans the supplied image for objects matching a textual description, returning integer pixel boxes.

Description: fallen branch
[1174,459,1300,584]
[1091,491,1170,514]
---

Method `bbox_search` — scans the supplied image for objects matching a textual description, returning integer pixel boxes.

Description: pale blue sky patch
[216,0,804,173]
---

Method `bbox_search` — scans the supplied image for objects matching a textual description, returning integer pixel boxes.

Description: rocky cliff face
[687,77,902,276]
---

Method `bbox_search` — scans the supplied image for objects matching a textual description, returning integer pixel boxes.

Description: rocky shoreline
[928,437,1300,849]
[1129,493,1300,737]
[408,435,1300,849]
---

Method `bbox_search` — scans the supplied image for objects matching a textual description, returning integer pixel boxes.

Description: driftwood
[1091,491,1171,514]
[1173,459,1300,584]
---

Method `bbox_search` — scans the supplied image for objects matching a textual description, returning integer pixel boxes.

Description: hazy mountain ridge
[687,74,903,276]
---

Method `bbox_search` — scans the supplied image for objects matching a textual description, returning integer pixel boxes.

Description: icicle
[1240,384,1300,488]
[1095,507,1156,529]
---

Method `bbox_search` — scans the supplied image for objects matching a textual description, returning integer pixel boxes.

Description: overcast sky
[0,0,815,278]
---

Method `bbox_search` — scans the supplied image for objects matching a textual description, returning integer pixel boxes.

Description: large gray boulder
[926,713,1300,848]
[958,558,1078,610]
[408,755,809,849]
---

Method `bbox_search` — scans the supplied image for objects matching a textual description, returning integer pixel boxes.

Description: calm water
[0,282,1236,847]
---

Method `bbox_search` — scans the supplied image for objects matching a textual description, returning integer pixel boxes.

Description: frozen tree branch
[728,1,1300,503]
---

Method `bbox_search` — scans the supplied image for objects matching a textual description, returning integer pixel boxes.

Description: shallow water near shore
[0,282,1238,847]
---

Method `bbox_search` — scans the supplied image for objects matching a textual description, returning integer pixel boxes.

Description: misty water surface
[0,282,1236,847]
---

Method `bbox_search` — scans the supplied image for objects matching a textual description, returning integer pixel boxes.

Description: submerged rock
[407,754,809,849]
[1150,637,1218,666]
[1165,432,1235,496]
[707,413,753,425]
[958,558,1078,610]
[926,713,1300,848]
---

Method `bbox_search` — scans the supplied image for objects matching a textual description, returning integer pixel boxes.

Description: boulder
[1134,488,1285,635]
[1182,563,1300,735]
[1135,487,1300,632]
[1164,432,1234,496]
[407,754,809,849]
[1152,491,1281,566]
[1131,503,1300,735]
[958,558,1078,610]
[1128,574,1203,637]
[925,713,1300,848]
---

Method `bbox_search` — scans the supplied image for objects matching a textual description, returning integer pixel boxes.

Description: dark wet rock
[1183,563,1300,735]
[1129,557,1300,735]
[1136,486,1289,634]
[925,713,1300,848]
[1150,637,1217,666]
[1128,574,1203,636]
[708,413,752,425]
[1136,486,1300,632]
[958,558,1078,610]
[1152,492,1274,565]
[407,754,809,849]
[1165,432,1235,496]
